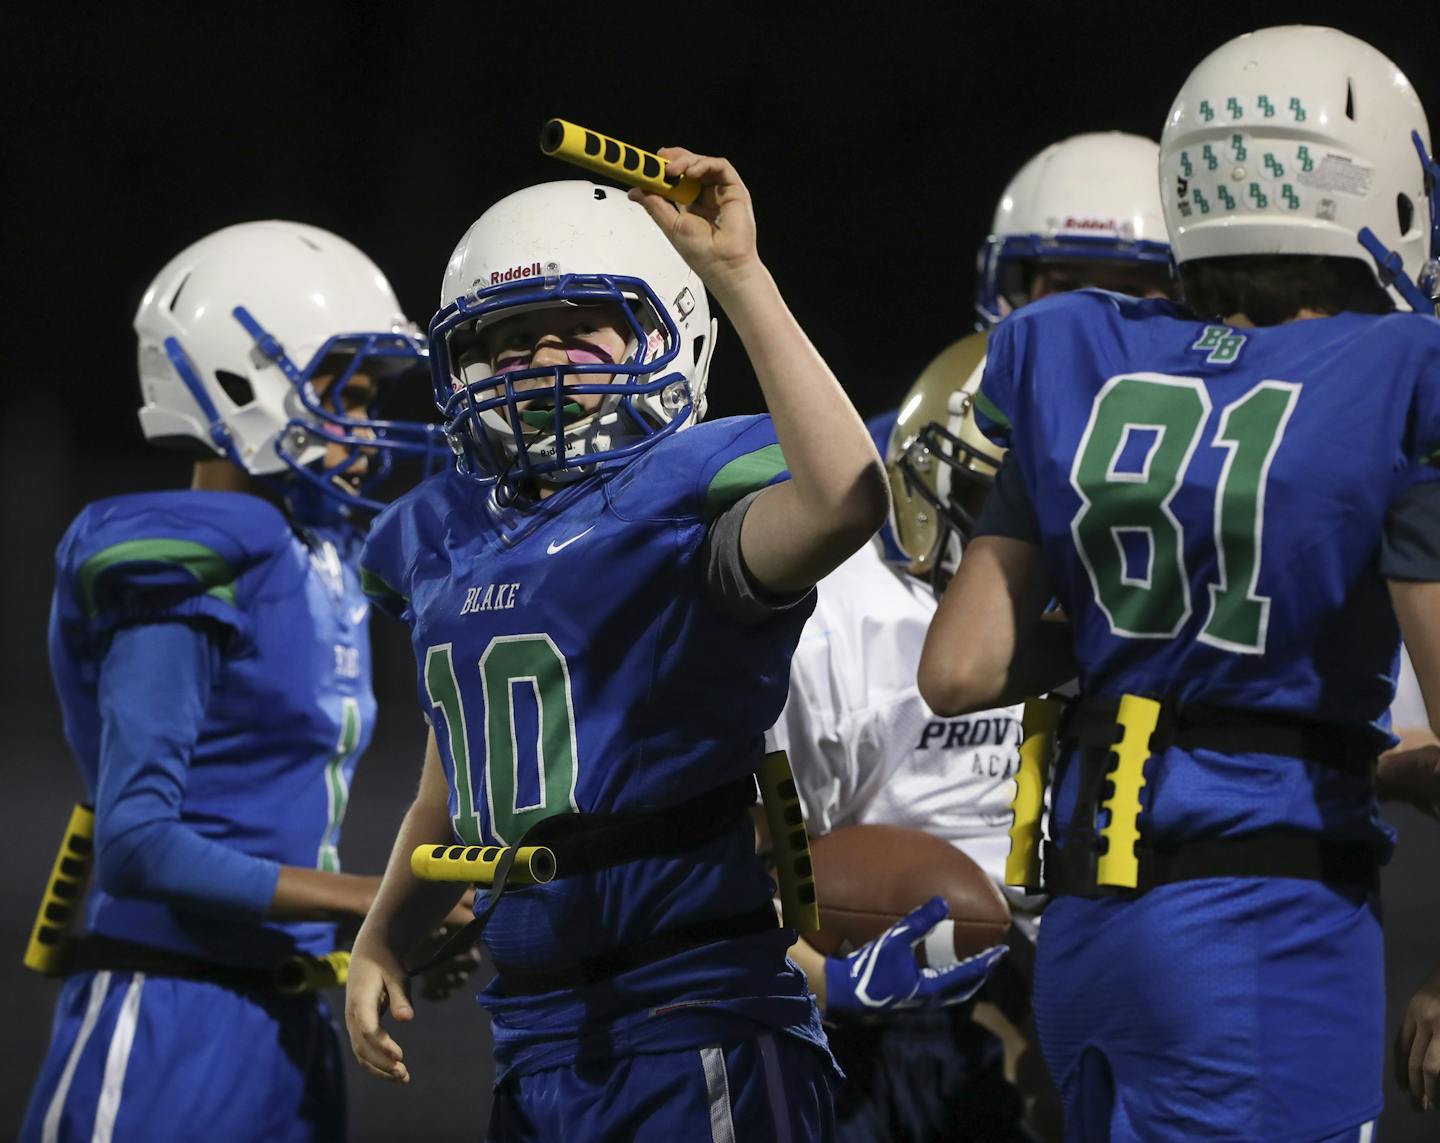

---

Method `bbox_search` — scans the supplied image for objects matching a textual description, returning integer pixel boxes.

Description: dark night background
[3,3,1439,1139]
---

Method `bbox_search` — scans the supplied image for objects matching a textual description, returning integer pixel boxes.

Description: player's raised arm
[630,149,888,594]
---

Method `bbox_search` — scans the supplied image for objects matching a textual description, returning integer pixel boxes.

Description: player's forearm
[788,935,829,1010]
[268,868,379,921]
[95,815,281,919]
[988,621,1080,711]
[1376,741,1440,818]
[354,732,466,958]
[716,265,888,593]
[353,798,464,959]
[920,538,1069,715]
[924,627,1075,715]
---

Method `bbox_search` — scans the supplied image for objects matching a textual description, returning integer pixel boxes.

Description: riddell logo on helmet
[491,262,543,285]
[1061,217,1119,232]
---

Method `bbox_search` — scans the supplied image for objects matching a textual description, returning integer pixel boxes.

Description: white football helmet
[134,221,441,516]
[1161,25,1439,312]
[430,181,717,492]
[976,132,1172,326]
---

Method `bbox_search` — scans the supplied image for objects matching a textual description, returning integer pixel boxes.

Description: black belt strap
[1043,832,1380,898]
[405,778,757,980]
[1041,695,1384,898]
[60,935,283,993]
[519,777,757,876]
[1060,696,1383,774]
[492,904,780,995]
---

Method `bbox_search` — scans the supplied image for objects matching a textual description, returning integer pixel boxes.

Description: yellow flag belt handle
[759,750,820,934]
[540,119,702,205]
[410,844,557,887]
[25,803,95,975]
[1096,694,1163,890]
[275,950,350,995]
[1007,699,1064,890]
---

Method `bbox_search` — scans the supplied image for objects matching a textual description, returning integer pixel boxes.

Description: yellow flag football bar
[411,843,557,887]
[540,118,702,205]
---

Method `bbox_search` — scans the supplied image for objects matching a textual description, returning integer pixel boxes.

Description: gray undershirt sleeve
[1382,478,1440,581]
[702,489,814,624]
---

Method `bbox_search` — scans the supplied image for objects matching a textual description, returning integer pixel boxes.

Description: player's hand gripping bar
[410,843,557,887]
[539,119,702,205]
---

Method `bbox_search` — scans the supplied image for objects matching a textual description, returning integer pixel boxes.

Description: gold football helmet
[887,331,1005,586]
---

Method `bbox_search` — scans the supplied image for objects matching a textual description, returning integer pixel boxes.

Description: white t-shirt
[1391,643,1429,732]
[766,540,1024,890]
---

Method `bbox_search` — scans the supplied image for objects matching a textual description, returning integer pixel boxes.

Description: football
[807,824,1011,963]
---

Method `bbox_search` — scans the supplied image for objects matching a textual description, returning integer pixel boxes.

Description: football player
[919,26,1440,1141]
[767,131,1171,1143]
[344,152,889,1141]
[22,221,456,1142]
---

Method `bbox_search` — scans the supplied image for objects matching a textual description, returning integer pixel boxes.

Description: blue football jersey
[361,415,828,1080]
[49,490,375,962]
[975,290,1440,848]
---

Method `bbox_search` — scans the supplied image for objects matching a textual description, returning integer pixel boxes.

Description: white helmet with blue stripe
[431,180,717,496]
[134,221,441,515]
[975,132,1173,327]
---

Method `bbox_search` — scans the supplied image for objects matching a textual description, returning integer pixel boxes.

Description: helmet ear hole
[214,370,255,408]
[1345,79,1356,121]
[692,333,706,368]
[168,272,192,313]
[1398,193,1416,238]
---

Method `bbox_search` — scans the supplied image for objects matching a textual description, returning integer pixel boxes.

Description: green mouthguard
[521,401,585,429]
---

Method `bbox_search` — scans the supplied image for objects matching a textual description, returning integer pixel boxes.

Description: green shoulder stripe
[360,566,409,606]
[703,444,788,518]
[77,539,237,617]
[973,388,1012,431]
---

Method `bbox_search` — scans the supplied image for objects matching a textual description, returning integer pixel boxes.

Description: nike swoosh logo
[546,526,595,555]
[854,938,895,1008]
[349,604,370,623]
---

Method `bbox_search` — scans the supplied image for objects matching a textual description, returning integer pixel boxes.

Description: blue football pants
[22,970,345,1143]
[1035,879,1383,1143]
[487,1031,836,1142]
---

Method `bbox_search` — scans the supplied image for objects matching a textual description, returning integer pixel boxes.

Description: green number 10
[424,634,580,845]
[1070,374,1300,654]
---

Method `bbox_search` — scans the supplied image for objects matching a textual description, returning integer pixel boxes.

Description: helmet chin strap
[527,395,639,486]
[928,529,965,594]
[1357,228,1436,314]
[1354,130,1440,316]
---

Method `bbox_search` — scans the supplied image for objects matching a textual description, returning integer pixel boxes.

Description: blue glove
[823,896,1007,1013]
